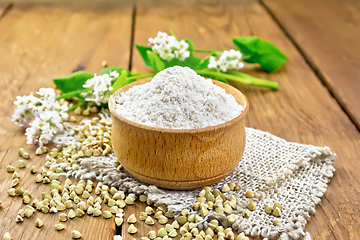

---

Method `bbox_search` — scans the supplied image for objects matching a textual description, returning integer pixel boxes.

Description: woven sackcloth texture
[53,113,336,240]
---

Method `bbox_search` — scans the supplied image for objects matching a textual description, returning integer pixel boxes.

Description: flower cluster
[12,88,68,147]
[148,31,190,61]
[82,71,119,106]
[208,49,244,72]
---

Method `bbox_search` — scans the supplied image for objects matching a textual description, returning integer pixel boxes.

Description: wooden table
[0,0,359,239]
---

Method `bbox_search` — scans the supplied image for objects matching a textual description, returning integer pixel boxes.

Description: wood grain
[131,0,360,239]
[0,1,359,240]
[0,3,132,239]
[262,0,360,130]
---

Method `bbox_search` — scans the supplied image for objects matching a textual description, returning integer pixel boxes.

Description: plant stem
[66,101,87,112]
[55,88,91,100]
[130,71,142,76]
[193,49,218,53]
[229,71,278,90]
[127,73,156,80]
[196,69,279,90]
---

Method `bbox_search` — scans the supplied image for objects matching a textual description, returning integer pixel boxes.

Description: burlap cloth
[54,114,336,240]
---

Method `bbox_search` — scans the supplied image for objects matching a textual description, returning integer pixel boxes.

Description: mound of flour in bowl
[115,66,244,129]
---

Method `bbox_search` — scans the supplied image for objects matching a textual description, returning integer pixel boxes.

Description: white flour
[115,66,244,129]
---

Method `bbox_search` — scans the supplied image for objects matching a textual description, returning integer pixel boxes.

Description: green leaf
[100,102,108,108]
[195,52,224,70]
[138,42,201,72]
[99,66,126,76]
[184,38,195,51]
[193,51,222,71]
[53,71,94,98]
[136,44,152,67]
[233,36,288,72]
[111,69,131,93]
[147,50,166,72]
[196,56,210,70]
[163,53,201,69]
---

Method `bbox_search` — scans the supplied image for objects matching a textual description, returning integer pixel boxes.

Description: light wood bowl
[109,79,249,190]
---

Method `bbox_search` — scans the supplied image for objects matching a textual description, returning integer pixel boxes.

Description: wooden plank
[131,1,360,240]
[0,3,132,239]
[262,0,360,130]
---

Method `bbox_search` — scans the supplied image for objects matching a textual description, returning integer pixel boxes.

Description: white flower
[12,95,39,127]
[13,87,67,146]
[148,37,155,46]
[178,40,189,52]
[238,61,245,69]
[37,88,56,101]
[25,111,63,147]
[219,60,229,72]
[40,111,64,133]
[36,88,68,120]
[57,103,69,120]
[208,56,218,69]
[25,119,51,147]
[179,50,190,61]
[167,35,178,45]
[25,121,41,146]
[208,49,244,72]
[157,31,168,40]
[148,31,190,62]
[226,49,242,59]
[82,71,119,106]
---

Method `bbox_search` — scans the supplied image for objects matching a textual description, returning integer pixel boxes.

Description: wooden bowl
[109,79,249,190]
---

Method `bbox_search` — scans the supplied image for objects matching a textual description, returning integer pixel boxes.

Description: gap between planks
[259,0,360,132]
[128,4,137,71]
[0,3,13,21]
